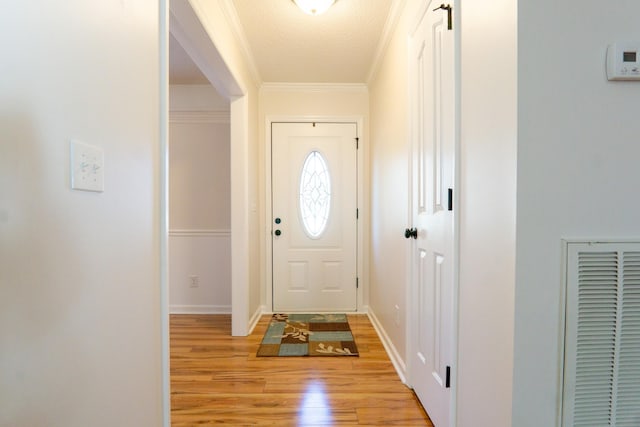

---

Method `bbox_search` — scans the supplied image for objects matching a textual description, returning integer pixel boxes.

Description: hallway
[170,314,432,426]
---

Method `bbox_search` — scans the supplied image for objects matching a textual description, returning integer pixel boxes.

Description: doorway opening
[168,0,250,339]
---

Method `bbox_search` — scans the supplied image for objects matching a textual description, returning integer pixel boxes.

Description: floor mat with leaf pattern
[256,313,359,357]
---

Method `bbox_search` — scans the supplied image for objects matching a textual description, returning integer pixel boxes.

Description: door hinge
[448,188,453,211]
[356,208,359,219]
[445,366,451,388]
[356,277,359,289]
[433,4,453,30]
[355,137,359,149]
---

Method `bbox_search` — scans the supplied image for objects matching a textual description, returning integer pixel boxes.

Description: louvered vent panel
[563,243,640,427]
[616,252,640,426]
[574,251,617,426]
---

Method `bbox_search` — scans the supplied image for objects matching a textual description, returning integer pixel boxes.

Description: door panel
[409,3,455,426]
[272,122,357,312]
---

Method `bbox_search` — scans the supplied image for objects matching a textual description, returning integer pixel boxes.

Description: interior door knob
[404,227,418,239]
[274,229,282,236]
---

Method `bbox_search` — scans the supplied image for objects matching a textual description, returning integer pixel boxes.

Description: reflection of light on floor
[298,381,332,425]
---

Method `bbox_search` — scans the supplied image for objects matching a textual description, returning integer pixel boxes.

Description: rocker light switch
[70,140,104,192]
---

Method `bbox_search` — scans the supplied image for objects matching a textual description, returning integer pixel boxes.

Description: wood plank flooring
[170,314,433,426]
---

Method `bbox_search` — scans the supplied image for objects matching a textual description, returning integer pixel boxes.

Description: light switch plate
[70,140,104,192]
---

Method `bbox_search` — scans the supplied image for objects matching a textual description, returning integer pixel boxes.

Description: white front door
[271,122,358,312]
[408,3,456,427]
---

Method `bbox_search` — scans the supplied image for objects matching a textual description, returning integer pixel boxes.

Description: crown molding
[366,0,406,85]
[169,111,230,124]
[219,0,263,85]
[260,82,369,93]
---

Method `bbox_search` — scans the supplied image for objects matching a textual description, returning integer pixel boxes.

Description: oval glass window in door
[299,151,331,238]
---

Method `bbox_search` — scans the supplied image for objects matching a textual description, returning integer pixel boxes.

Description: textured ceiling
[231,0,394,83]
[169,0,396,85]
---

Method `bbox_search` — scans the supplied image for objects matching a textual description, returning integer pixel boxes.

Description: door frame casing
[406,0,461,425]
[264,116,368,313]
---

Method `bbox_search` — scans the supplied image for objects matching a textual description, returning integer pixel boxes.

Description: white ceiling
[169,0,397,85]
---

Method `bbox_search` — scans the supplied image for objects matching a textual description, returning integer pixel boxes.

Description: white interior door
[272,122,357,312]
[408,3,456,427]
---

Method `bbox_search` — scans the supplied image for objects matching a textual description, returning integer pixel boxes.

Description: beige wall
[169,119,230,230]
[368,0,420,374]
[170,84,230,111]
[0,2,163,425]
[259,85,370,116]
[168,85,232,313]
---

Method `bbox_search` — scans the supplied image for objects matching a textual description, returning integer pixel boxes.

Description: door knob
[404,227,418,239]
[275,229,282,236]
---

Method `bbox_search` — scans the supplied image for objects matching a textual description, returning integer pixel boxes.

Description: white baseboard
[170,305,231,314]
[247,305,265,334]
[367,308,408,385]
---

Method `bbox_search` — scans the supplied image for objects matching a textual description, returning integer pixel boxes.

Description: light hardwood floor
[170,314,433,426]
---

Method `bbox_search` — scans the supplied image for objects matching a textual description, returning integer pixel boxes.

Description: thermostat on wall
[607,42,640,81]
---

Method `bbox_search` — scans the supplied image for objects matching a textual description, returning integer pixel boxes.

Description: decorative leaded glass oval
[299,151,331,238]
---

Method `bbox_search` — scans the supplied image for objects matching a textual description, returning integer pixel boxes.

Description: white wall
[258,84,370,311]
[367,0,417,370]
[0,2,163,426]
[168,86,231,313]
[458,0,517,425]
[513,1,640,425]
